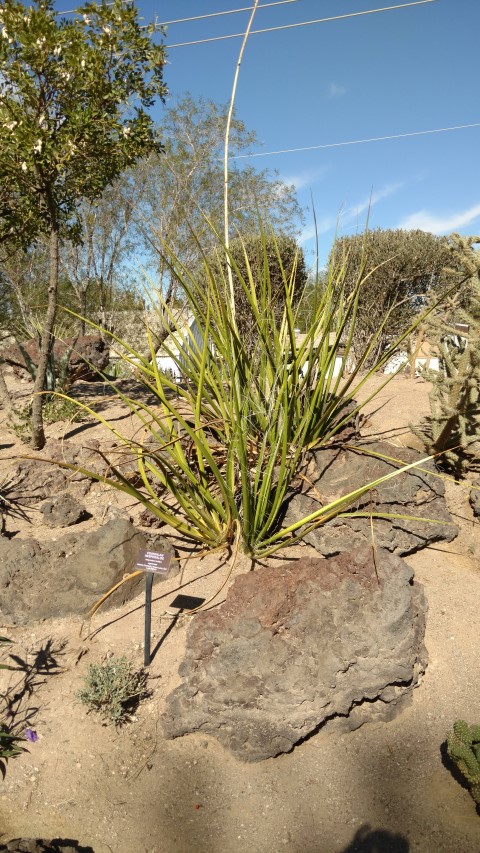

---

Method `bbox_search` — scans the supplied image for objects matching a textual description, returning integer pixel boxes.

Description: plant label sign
[135,549,172,575]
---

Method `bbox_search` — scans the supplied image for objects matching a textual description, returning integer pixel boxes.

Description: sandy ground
[0,372,480,853]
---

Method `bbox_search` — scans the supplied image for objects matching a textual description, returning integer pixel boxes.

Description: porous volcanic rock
[163,545,428,762]
[7,459,70,506]
[1,334,109,385]
[283,440,458,556]
[39,492,90,527]
[6,442,114,512]
[0,520,177,625]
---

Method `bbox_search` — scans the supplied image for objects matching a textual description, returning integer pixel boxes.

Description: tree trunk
[80,286,87,335]
[31,224,59,450]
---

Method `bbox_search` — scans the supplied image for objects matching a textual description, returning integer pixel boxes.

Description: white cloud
[300,183,404,245]
[346,182,404,220]
[299,216,337,244]
[328,82,347,98]
[282,165,329,191]
[299,224,319,244]
[399,203,480,234]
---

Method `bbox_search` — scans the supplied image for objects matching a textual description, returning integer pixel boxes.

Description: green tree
[0,0,166,448]
[136,94,304,291]
[54,96,304,357]
[328,229,455,364]
[125,95,304,357]
[60,174,150,333]
[0,243,70,331]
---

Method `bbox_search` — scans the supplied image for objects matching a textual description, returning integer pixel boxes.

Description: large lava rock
[163,545,427,762]
[283,440,458,556]
[39,492,90,527]
[6,442,114,510]
[1,334,109,385]
[0,520,176,624]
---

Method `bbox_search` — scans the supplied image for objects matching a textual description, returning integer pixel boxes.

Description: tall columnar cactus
[413,234,480,477]
[446,719,480,806]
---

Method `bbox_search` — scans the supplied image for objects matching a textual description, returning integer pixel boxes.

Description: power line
[56,0,303,26]
[55,1,303,30]
[230,122,480,159]
[161,0,304,27]
[166,0,438,48]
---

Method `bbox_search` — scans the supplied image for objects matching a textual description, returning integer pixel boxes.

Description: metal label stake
[144,571,154,667]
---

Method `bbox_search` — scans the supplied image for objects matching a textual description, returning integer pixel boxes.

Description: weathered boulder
[283,440,458,556]
[1,335,109,385]
[39,492,90,527]
[7,459,69,506]
[0,520,177,624]
[163,546,427,762]
[7,442,113,512]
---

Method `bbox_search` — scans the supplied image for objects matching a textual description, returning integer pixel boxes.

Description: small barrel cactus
[447,720,480,806]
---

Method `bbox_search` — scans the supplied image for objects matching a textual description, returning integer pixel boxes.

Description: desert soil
[0,370,479,853]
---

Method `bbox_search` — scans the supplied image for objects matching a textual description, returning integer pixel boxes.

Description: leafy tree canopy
[0,0,166,247]
[328,228,456,361]
[136,94,304,283]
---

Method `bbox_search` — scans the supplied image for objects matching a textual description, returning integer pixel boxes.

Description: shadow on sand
[338,823,410,852]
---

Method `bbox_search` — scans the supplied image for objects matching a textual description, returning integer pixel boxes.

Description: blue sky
[140,1,479,264]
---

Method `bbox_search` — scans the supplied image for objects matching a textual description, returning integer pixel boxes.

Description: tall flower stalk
[223,0,260,324]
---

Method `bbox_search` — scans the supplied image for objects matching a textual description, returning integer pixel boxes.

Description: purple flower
[24,728,38,743]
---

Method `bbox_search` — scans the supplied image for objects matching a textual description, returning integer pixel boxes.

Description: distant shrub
[197,231,307,352]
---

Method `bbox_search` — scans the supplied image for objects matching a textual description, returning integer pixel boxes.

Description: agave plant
[0,476,30,536]
[48,222,451,559]
[21,0,454,566]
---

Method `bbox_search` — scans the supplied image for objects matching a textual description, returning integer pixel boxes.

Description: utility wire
[161,0,304,27]
[166,0,438,48]
[56,0,288,28]
[230,122,480,159]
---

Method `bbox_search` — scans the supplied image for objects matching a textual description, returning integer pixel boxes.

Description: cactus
[413,234,480,478]
[447,720,480,806]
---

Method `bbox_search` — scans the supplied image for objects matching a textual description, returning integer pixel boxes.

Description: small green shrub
[77,657,148,725]
[43,395,88,424]
[446,719,480,807]
[9,396,89,442]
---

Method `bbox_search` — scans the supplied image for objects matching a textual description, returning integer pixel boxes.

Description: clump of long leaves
[53,225,446,558]
[0,638,25,764]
